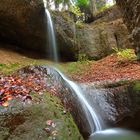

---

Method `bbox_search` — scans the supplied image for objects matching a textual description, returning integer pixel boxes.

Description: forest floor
[62,53,140,83]
[0,48,140,84]
[0,48,140,139]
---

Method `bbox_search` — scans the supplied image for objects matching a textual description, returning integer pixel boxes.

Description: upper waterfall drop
[43,0,59,62]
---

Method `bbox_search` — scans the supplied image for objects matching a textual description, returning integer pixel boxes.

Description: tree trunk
[89,0,97,15]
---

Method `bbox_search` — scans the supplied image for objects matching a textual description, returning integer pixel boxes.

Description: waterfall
[43,0,58,62]
[53,68,102,133]
[43,0,102,136]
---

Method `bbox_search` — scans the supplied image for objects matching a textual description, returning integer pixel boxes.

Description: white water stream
[43,0,58,62]
[54,68,102,133]
[43,0,102,135]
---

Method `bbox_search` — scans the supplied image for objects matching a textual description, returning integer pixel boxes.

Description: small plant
[69,5,83,17]
[113,48,136,61]
[76,20,84,28]
[77,53,88,62]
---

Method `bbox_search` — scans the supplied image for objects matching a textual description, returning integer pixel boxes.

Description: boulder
[0,0,46,52]
[0,90,83,140]
[81,80,140,131]
[2,65,140,139]
[116,0,140,59]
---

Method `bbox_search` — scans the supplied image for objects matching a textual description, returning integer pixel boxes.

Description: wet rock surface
[81,81,140,130]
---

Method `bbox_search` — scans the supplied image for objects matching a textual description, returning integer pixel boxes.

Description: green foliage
[69,5,83,16]
[76,0,89,7]
[58,53,90,75]
[96,0,106,10]
[113,48,136,61]
[55,0,63,4]
[54,0,70,5]
[0,63,19,69]
[76,21,84,28]
[96,0,115,13]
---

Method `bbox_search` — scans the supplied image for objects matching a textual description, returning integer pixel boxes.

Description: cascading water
[57,70,102,133]
[53,68,102,133]
[43,0,102,137]
[43,0,58,62]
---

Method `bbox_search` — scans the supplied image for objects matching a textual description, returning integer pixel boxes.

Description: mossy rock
[0,93,83,140]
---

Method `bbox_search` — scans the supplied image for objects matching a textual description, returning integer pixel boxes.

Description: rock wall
[116,0,140,59]
[0,0,45,51]
[0,0,77,61]
[0,0,134,61]
[76,5,132,60]
[93,5,122,22]
[52,11,77,61]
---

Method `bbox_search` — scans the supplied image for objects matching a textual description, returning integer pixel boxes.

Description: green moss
[57,60,91,76]
[0,59,52,74]
[132,82,140,91]
[0,93,83,140]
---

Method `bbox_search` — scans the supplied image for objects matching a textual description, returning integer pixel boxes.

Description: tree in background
[89,0,97,15]
[45,0,115,22]
[45,0,115,11]
[45,0,70,10]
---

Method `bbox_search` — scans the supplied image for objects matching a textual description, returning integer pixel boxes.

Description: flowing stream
[54,68,102,133]
[43,0,58,62]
